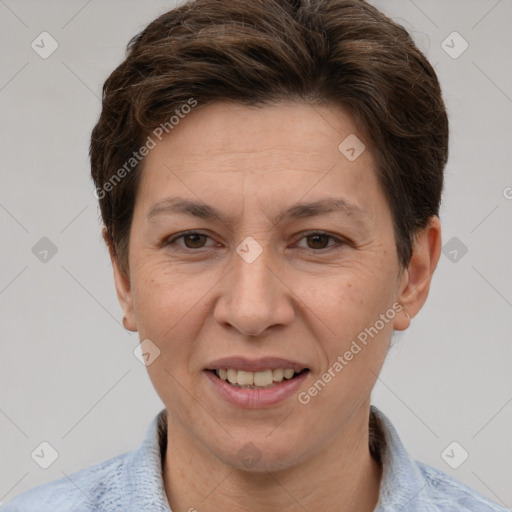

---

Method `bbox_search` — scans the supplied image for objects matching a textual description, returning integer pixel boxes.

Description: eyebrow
[146,196,368,226]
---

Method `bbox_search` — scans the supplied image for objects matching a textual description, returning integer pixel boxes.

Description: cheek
[294,261,397,336]
[291,259,398,399]
[297,273,394,421]
[130,261,206,349]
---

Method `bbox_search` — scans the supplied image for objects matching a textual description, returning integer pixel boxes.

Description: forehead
[136,101,383,219]
[147,100,368,164]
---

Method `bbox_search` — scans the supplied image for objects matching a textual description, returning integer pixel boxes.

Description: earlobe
[112,260,138,332]
[393,216,442,331]
[103,228,138,332]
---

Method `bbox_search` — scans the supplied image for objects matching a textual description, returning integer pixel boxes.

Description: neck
[163,403,382,512]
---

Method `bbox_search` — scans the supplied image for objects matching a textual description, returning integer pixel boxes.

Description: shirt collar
[124,406,433,512]
[123,408,171,511]
[371,405,438,512]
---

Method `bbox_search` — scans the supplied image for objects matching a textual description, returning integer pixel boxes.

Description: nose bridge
[214,238,293,336]
[234,239,273,299]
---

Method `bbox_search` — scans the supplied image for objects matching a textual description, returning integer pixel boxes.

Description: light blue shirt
[2,406,507,511]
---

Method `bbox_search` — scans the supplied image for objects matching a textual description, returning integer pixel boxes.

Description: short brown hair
[90,0,449,273]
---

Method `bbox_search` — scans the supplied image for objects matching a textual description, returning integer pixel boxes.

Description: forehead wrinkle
[146,196,370,231]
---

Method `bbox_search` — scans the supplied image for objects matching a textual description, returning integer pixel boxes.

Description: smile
[204,358,310,408]
[214,368,307,388]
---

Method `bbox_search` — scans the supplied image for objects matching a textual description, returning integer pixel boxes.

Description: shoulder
[370,406,507,512]
[1,452,130,512]
[2,409,169,512]
[416,461,508,511]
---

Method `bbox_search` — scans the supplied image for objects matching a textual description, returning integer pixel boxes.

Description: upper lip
[205,357,309,373]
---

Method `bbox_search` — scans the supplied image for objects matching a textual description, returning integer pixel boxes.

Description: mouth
[209,367,310,389]
[203,358,310,408]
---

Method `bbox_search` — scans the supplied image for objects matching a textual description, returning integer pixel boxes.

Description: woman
[3,0,507,510]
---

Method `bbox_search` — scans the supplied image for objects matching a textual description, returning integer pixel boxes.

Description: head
[90,0,447,472]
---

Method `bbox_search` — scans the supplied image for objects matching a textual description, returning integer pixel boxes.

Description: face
[113,101,433,472]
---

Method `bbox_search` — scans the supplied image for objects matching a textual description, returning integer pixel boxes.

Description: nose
[213,243,295,337]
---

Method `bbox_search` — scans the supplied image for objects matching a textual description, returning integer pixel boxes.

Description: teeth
[215,368,300,387]
[254,369,273,386]
[227,368,237,384]
[283,368,294,379]
[237,371,254,386]
[273,368,284,382]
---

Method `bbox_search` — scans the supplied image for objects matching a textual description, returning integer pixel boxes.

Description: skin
[109,101,441,512]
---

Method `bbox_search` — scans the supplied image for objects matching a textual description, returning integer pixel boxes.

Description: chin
[211,431,311,474]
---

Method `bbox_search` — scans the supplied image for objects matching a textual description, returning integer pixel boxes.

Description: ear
[103,228,138,332]
[393,216,442,331]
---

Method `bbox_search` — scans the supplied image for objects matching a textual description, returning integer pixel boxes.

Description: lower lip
[204,370,309,409]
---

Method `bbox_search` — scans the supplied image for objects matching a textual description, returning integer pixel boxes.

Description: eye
[165,230,346,252]
[165,231,216,250]
[295,231,345,250]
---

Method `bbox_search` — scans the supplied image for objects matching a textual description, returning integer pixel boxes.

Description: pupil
[309,234,327,249]
[185,234,205,248]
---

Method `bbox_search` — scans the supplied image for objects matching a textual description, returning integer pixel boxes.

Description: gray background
[1,0,511,507]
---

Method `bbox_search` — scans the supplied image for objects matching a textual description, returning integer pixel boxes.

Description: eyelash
[164,230,347,252]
